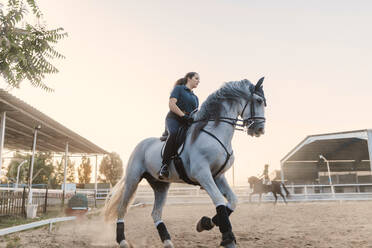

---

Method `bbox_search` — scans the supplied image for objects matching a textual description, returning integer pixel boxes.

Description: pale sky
[1,0,372,185]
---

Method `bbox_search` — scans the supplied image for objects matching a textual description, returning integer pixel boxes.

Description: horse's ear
[255,77,264,91]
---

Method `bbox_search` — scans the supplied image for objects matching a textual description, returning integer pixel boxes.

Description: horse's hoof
[220,231,236,247]
[119,240,132,248]
[163,239,174,248]
[223,241,236,248]
[196,216,215,232]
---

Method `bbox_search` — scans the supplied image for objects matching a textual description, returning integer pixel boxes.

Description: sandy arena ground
[1,201,372,248]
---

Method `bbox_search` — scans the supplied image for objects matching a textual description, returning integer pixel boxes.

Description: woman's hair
[174,72,197,87]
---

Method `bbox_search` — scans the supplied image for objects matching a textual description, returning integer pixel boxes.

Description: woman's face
[188,74,200,89]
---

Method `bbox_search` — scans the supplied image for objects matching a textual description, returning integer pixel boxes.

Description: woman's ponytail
[174,77,187,87]
[173,72,197,87]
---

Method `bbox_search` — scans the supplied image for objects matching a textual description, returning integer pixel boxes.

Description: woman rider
[260,164,271,185]
[159,72,200,179]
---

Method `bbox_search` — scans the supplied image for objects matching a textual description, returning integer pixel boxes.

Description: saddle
[160,123,189,159]
[159,112,199,185]
[159,123,198,185]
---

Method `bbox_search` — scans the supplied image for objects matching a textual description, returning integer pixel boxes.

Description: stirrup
[159,164,169,179]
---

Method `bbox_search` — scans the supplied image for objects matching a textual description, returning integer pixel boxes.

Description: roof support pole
[95,154,98,208]
[367,130,372,172]
[95,155,98,191]
[62,142,68,206]
[280,161,285,183]
[28,125,41,204]
[0,112,6,177]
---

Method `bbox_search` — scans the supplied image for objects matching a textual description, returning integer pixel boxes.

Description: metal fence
[0,188,26,217]
[0,187,50,217]
[0,187,97,217]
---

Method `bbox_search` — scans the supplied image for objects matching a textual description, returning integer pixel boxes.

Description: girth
[172,127,233,186]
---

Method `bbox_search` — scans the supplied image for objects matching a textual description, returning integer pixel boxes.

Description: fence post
[44,187,48,213]
[94,189,97,208]
[21,187,26,218]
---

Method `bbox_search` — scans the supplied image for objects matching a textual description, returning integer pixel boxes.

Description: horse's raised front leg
[147,177,174,248]
[194,171,236,248]
[197,175,237,233]
[273,192,278,205]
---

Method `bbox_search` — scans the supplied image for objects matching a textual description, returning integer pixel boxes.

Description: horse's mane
[191,79,253,142]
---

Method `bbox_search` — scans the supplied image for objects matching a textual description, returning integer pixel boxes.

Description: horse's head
[248,176,260,188]
[241,77,266,137]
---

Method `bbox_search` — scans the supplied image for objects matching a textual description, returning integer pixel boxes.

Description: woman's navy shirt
[167,85,198,119]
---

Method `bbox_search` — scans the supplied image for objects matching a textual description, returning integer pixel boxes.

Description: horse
[104,78,267,248]
[248,176,290,204]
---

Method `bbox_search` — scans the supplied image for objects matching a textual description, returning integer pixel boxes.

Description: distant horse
[248,176,290,204]
[104,78,266,248]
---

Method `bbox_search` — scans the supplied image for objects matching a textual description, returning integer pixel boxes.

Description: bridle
[186,82,266,178]
[202,89,266,132]
[239,90,266,131]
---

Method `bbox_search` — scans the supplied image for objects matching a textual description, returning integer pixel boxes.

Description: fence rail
[83,183,372,200]
[0,216,76,236]
[2,183,372,216]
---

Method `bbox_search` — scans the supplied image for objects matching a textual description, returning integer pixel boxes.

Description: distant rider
[260,164,271,185]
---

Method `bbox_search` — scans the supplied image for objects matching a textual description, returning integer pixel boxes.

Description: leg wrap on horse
[216,205,232,233]
[212,206,233,226]
[216,205,235,246]
[156,222,171,242]
[116,221,125,244]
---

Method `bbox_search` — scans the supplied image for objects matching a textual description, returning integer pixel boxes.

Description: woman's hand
[181,114,194,125]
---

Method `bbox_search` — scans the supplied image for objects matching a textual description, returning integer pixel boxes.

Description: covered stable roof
[281,129,372,164]
[0,89,108,154]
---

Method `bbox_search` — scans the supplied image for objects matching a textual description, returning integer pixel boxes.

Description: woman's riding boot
[159,132,177,179]
[159,164,169,179]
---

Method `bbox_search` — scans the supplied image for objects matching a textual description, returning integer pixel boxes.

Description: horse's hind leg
[279,192,287,204]
[116,165,143,248]
[146,175,174,248]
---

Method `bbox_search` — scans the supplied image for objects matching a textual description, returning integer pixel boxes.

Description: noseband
[215,91,266,132]
[240,94,266,130]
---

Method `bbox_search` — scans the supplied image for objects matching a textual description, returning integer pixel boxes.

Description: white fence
[0,216,76,236]
[3,183,372,205]
[93,183,372,204]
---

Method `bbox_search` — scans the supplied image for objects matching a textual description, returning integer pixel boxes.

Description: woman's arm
[169,98,185,117]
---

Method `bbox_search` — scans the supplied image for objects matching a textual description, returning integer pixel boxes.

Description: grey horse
[104,78,266,248]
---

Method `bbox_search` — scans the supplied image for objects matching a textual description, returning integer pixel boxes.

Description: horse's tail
[281,183,290,197]
[103,176,126,221]
[103,140,148,221]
